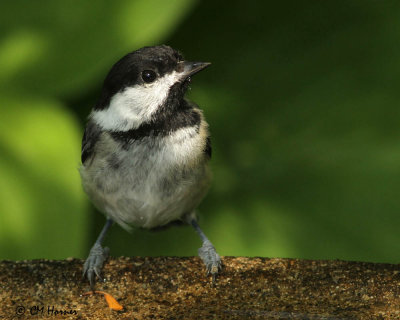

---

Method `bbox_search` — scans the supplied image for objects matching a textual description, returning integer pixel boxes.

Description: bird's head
[92,45,210,131]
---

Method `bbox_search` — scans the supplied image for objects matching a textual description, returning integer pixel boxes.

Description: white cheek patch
[92,71,182,131]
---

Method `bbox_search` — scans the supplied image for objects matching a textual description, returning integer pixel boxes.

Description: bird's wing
[81,121,101,164]
[205,136,212,159]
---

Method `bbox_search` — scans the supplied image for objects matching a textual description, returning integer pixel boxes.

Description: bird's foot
[198,240,222,282]
[83,243,110,289]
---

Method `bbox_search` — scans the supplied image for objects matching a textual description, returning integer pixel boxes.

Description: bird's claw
[83,243,110,289]
[198,240,222,282]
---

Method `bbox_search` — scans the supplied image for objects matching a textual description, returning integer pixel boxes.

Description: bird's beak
[181,61,211,79]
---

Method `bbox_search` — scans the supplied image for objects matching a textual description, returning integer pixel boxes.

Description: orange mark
[83,291,123,311]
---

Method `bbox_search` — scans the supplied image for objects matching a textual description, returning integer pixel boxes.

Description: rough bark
[1,257,400,319]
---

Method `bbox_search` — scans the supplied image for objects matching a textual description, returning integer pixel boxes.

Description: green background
[1,1,400,264]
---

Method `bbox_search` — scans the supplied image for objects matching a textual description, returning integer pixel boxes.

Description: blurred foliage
[1,0,400,264]
[0,0,195,97]
[0,95,85,259]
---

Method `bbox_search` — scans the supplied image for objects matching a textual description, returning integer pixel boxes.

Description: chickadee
[79,45,221,288]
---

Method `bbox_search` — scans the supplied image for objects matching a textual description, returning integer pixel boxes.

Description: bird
[79,45,221,288]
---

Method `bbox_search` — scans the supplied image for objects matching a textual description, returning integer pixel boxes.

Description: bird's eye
[141,70,157,83]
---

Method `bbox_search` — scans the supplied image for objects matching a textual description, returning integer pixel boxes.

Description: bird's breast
[80,125,211,229]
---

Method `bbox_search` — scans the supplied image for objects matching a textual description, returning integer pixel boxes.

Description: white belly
[80,127,211,230]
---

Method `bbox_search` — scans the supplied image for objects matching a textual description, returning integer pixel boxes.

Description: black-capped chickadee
[79,45,221,288]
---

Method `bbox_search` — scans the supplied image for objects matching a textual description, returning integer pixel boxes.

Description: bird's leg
[83,218,113,289]
[190,218,222,281]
